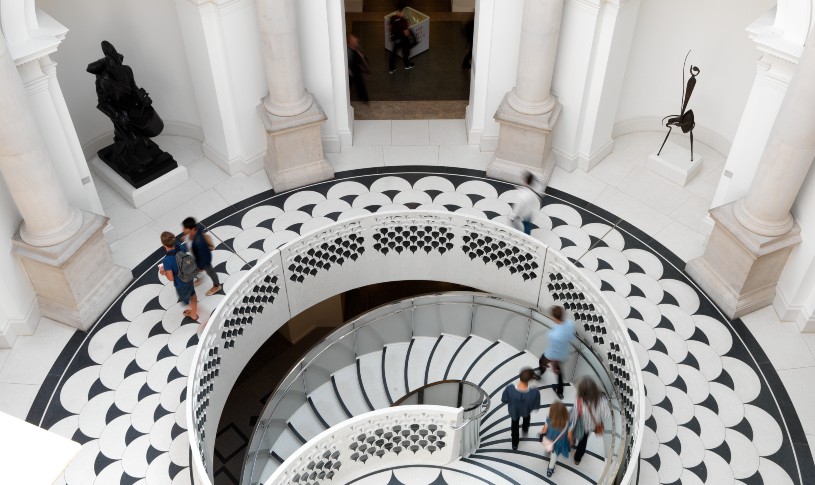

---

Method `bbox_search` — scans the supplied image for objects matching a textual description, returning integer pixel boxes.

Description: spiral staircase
[243,294,618,485]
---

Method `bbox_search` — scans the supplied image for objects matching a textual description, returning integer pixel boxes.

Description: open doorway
[344,0,474,120]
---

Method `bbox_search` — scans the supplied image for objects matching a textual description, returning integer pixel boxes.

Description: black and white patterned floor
[26,167,814,485]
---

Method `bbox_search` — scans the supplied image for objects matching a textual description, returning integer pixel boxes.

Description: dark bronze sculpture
[657,51,701,161]
[87,41,176,188]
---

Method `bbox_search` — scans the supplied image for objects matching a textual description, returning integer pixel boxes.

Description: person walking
[347,33,370,103]
[159,231,198,321]
[388,2,415,74]
[538,400,572,478]
[569,377,610,466]
[510,171,542,235]
[501,367,541,451]
[182,217,222,297]
[538,305,575,399]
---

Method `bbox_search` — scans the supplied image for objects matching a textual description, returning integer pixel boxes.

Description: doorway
[345,1,474,119]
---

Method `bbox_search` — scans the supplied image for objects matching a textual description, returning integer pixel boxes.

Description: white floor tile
[168,145,205,167]
[0,383,39,420]
[110,227,163,269]
[147,189,231,234]
[549,166,609,203]
[617,167,691,216]
[777,366,815,435]
[187,159,229,190]
[383,145,439,166]
[103,201,152,242]
[0,318,74,385]
[93,178,126,209]
[332,146,384,173]
[742,306,815,371]
[587,153,636,187]
[429,119,467,145]
[138,179,205,219]
[353,120,392,146]
[214,170,273,204]
[391,120,429,146]
[669,195,712,233]
[593,186,673,236]
[0,348,11,372]
[652,221,706,262]
[437,145,492,171]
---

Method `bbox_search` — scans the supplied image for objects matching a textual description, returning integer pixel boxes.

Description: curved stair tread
[424,334,467,383]
[470,347,537,392]
[333,364,372,416]
[287,402,328,445]
[269,427,304,467]
[443,336,494,380]
[307,381,352,427]
[469,447,599,485]
[405,336,439,390]
[383,342,410,403]
[357,351,391,409]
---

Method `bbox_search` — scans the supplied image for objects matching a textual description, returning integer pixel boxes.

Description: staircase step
[333,365,371,416]
[308,381,352,426]
[405,336,439,390]
[287,401,327,443]
[425,334,467,383]
[357,351,390,409]
[383,342,410,402]
[444,336,493,380]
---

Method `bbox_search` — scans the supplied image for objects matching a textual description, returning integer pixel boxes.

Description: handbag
[541,425,567,453]
[572,399,586,443]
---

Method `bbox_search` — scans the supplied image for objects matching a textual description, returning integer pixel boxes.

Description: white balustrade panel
[266,405,464,485]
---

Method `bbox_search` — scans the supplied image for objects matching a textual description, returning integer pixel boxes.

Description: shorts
[176,281,195,305]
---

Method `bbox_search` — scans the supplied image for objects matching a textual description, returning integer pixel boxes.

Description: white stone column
[0,31,131,332]
[487,0,564,186]
[507,0,563,116]
[686,34,815,319]
[255,0,333,192]
[733,35,815,237]
[257,0,312,117]
[0,32,81,247]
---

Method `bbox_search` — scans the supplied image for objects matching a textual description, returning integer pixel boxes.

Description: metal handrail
[243,292,626,485]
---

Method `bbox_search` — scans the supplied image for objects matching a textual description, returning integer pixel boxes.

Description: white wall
[38,0,202,154]
[0,187,38,347]
[615,0,776,149]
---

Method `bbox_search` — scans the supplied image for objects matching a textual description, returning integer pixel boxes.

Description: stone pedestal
[487,94,562,185]
[11,212,132,331]
[90,156,189,208]
[257,97,334,192]
[647,142,703,187]
[686,202,801,319]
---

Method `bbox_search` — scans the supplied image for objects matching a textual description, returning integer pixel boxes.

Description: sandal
[206,285,222,296]
[183,310,199,321]
[546,467,554,478]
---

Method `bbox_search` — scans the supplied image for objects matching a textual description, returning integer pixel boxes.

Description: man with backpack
[159,231,198,321]
[182,217,222,297]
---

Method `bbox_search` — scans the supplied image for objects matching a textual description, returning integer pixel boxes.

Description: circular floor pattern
[29,167,813,485]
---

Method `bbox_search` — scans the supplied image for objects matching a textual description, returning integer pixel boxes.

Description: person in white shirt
[510,171,542,235]
[568,377,610,466]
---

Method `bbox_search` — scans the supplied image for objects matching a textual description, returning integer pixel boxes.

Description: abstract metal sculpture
[657,51,701,161]
[87,41,176,188]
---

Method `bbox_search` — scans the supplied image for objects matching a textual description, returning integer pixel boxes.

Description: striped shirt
[570,395,610,433]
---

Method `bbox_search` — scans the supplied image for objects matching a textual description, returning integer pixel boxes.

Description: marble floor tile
[391,120,430,145]
[587,153,636,187]
[0,318,74,385]
[437,145,492,171]
[213,170,273,205]
[777,366,815,435]
[147,189,231,234]
[102,200,152,242]
[168,144,205,167]
[383,145,439,166]
[617,167,692,216]
[742,306,815,370]
[93,177,126,210]
[592,186,673,236]
[138,178,205,219]
[110,226,163,269]
[669,195,712,233]
[0,383,40,420]
[652,220,706,263]
[188,159,230,190]
[428,119,468,146]
[332,146,385,173]
[0,348,11,372]
[353,120,392,146]
[548,166,609,204]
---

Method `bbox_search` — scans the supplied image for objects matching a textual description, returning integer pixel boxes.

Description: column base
[12,211,133,332]
[258,96,334,193]
[685,202,801,319]
[486,93,561,187]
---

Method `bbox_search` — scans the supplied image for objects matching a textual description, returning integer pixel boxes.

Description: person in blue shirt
[538,305,575,399]
[182,217,222,297]
[159,231,198,321]
[500,367,540,450]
